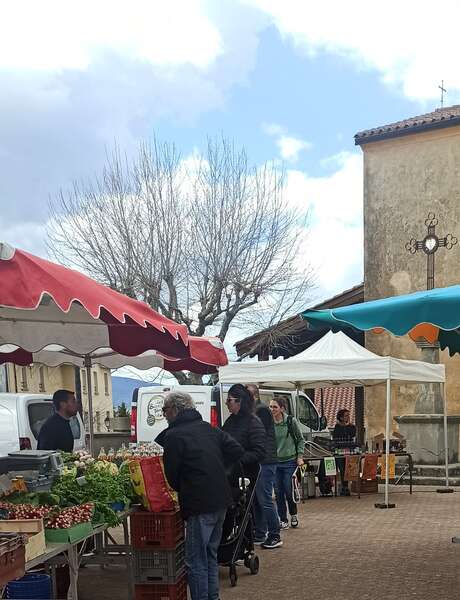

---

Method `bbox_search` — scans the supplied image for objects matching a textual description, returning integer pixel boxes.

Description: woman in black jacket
[222,384,266,485]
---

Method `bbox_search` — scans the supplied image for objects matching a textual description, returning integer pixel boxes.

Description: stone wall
[362,126,460,439]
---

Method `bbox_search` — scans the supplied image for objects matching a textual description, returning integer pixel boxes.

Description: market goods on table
[0,447,138,556]
[0,443,182,588]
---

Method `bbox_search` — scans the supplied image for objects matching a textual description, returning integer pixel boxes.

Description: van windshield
[28,403,81,440]
[297,396,319,431]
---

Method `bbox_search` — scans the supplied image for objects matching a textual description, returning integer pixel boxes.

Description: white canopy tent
[219,331,446,507]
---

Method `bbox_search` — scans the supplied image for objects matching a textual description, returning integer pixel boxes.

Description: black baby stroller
[218,465,260,587]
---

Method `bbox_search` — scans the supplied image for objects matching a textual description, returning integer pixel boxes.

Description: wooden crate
[0,519,46,563]
[351,479,378,494]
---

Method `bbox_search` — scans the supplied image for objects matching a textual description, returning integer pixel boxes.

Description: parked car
[131,384,328,443]
[0,393,86,456]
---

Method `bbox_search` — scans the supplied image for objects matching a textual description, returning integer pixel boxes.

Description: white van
[131,384,328,443]
[217,385,329,442]
[132,385,214,444]
[0,393,86,456]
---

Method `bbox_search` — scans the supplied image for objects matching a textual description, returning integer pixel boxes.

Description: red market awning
[0,242,189,358]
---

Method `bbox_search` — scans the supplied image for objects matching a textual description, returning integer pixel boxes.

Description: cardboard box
[0,519,46,563]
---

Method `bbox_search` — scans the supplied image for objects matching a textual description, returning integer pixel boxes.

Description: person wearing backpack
[270,396,305,529]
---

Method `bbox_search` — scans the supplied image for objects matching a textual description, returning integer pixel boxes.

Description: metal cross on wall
[405,212,458,290]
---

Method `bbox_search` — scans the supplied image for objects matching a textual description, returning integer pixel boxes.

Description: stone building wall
[362,126,460,439]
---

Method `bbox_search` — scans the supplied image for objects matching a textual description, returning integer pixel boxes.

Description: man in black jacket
[156,391,243,600]
[37,389,78,452]
[246,384,282,549]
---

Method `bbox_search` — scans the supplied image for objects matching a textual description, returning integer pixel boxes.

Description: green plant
[116,402,130,418]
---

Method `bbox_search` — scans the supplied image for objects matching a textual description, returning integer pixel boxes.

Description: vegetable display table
[24,513,133,600]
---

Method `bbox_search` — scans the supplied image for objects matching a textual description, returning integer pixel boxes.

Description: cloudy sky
[1,0,455,328]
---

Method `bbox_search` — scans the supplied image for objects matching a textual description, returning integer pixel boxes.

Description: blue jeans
[275,460,297,522]
[254,463,280,539]
[185,509,226,600]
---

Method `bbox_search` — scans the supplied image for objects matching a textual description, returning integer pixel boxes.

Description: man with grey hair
[156,391,243,600]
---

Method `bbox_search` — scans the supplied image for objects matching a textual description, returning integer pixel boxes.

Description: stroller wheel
[229,565,238,587]
[248,554,259,575]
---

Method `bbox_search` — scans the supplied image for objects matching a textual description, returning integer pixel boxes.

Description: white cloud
[248,0,460,101]
[0,0,221,71]
[263,123,312,162]
[284,151,363,298]
[278,135,312,161]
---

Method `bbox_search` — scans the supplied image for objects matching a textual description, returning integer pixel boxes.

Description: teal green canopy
[301,284,460,356]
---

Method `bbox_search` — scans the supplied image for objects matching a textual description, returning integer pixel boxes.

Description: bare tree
[47,136,314,383]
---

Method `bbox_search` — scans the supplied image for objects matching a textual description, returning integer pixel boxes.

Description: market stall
[0,442,180,599]
[0,242,225,598]
[218,331,445,507]
[301,284,460,492]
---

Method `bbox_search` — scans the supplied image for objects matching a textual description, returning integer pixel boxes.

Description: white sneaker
[280,521,289,530]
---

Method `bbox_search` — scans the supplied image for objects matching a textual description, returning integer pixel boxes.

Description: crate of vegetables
[0,533,26,587]
[45,504,94,544]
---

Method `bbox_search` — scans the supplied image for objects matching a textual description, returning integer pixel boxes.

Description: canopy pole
[437,382,453,493]
[375,378,395,509]
[219,382,224,424]
[84,355,95,457]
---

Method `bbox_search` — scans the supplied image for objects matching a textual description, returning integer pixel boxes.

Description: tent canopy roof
[219,331,445,387]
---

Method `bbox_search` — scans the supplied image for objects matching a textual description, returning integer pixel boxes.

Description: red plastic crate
[130,510,184,550]
[0,536,26,587]
[133,542,185,583]
[134,576,187,600]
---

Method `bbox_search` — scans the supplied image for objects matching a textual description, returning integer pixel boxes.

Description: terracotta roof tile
[355,105,460,145]
[314,387,355,427]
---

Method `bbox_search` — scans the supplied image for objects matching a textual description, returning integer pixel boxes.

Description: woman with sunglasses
[222,385,282,549]
[222,384,266,485]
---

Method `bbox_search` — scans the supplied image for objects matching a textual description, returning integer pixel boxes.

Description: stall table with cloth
[301,445,413,499]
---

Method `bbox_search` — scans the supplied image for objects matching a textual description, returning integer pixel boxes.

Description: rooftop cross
[438,80,446,108]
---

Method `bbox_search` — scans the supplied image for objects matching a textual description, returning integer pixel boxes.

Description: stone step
[405,464,460,478]
[410,475,460,486]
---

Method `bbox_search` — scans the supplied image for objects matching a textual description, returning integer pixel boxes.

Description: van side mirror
[319,416,328,430]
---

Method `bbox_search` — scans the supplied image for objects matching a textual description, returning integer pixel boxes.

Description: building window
[81,370,87,394]
[93,372,99,395]
[38,366,46,392]
[95,411,101,432]
[20,367,28,391]
[104,372,109,396]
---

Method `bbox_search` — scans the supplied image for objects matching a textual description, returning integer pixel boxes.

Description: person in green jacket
[270,396,305,529]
